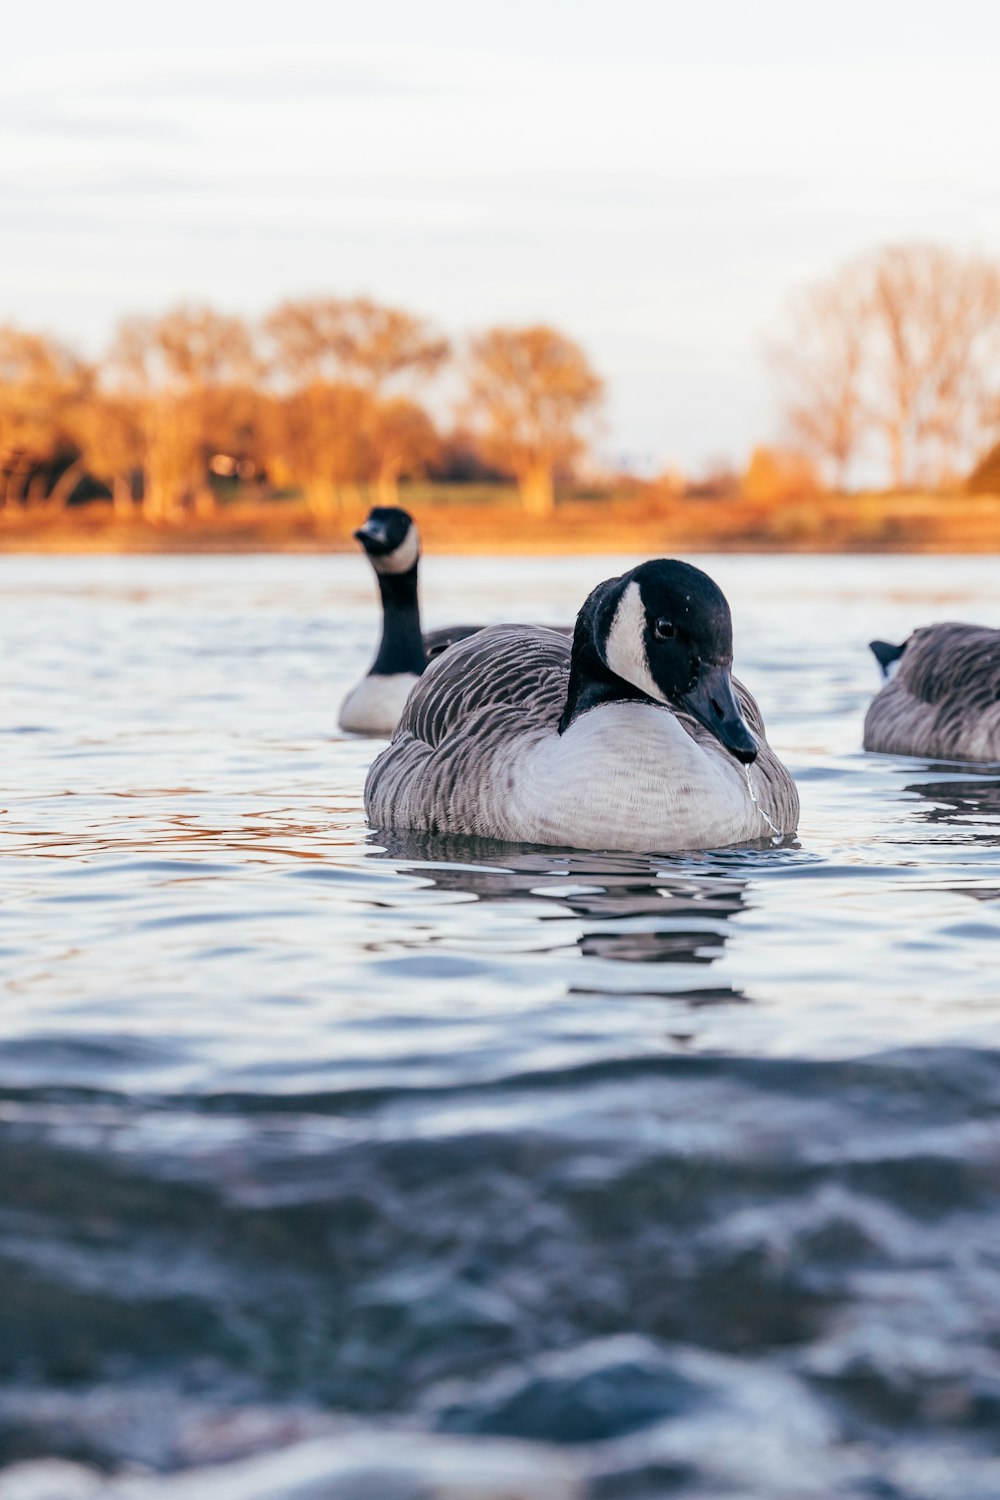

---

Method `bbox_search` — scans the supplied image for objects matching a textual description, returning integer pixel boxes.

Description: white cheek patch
[883,657,902,682]
[372,526,420,575]
[603,581,666,703]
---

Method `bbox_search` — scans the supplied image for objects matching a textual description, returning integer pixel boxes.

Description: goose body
[864,623,1000,762]
[366,561,798,853]
[338,507,480,737]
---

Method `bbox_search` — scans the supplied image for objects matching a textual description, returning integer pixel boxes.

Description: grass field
[2,484,999,553]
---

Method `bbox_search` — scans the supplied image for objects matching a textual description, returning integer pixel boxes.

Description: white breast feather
[504,703,765,851]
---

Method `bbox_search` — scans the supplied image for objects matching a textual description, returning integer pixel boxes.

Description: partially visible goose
[338,506,481,736]
[365,559,798,852]
[864,623,1000,762]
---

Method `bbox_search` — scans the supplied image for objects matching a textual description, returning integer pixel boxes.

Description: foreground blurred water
[1,553,999,1499]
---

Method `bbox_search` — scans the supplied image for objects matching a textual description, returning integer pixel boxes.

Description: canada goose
[864,623,1000,762]
[365,559,798,852]
[338,507,481,736]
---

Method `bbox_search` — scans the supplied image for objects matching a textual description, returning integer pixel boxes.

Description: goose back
[864,623,1000,762]
[423,623,485,660]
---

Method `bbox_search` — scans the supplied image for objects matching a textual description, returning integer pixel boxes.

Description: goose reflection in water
[904,770,1000,843]
[367,828,752,1008]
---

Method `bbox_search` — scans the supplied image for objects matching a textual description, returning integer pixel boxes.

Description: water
[1,553,999,1499]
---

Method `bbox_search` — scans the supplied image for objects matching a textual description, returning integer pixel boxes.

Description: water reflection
[370,829,751,1004]
[904,771,1000,842]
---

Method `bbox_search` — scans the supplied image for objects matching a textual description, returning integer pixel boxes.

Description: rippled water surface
[2,553,1000,1498]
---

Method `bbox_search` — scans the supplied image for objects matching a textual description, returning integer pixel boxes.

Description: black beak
[353,519,389,555]
[679,663,758,765]
[869,639,904,681]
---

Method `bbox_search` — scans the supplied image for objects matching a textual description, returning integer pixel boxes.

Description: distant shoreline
[2,491,999,555]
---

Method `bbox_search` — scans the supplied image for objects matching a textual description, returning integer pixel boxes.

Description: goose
[338,506,481,736]
[365,559,799,852]
[864,623,1000,762]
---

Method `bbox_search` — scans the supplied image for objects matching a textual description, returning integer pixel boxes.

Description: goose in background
[338,506,481,736]
[864,623,1000,762]
[365,558,799,852]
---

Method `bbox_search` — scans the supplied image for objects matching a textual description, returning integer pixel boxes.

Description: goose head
[353,507,421,576]
[563,559,759,764]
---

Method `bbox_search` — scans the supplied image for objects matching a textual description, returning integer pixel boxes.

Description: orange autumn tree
[263,297,449,392]
[367,397,441,506]
[263,297,449,517]
[108,305,258,520]
[0,326,92,506]
[464,325,603,517]
[77,389,146,517]
[264,382,373,521]
[742,446,820,503]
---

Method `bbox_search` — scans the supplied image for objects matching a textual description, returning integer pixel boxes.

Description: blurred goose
[365,559,798,852]
[338,506,481,736]
[864,623,1000,762]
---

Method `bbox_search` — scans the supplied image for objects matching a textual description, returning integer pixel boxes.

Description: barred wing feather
[366,626,570,834]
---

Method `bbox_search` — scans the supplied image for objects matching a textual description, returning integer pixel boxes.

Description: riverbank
[2,487,999,553]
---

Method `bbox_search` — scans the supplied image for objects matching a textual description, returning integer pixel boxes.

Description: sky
[4,0,1000,475]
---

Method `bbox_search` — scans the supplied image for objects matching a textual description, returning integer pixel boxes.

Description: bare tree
[767,279,867,489]
[866,246,1000,487]
[464,325,603,516]
[770,245,1000,491]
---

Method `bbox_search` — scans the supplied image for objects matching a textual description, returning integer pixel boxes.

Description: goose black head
[565,558,759,764]
[869,638,906,682]
[353,507,420,576]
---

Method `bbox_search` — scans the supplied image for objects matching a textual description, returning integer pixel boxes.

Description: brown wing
[365,625,571,833]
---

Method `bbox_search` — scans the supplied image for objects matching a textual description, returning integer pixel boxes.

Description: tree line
[6,245,1000,521]
[770,243,1000,491]
[0,300,603,520]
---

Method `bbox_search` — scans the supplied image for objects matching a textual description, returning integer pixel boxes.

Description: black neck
[371,564,427,676]
[558,610,652,733]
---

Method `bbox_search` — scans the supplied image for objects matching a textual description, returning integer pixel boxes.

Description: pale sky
[3,1,1000,474]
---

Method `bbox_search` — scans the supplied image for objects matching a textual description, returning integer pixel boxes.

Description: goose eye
[653,618,675,641]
